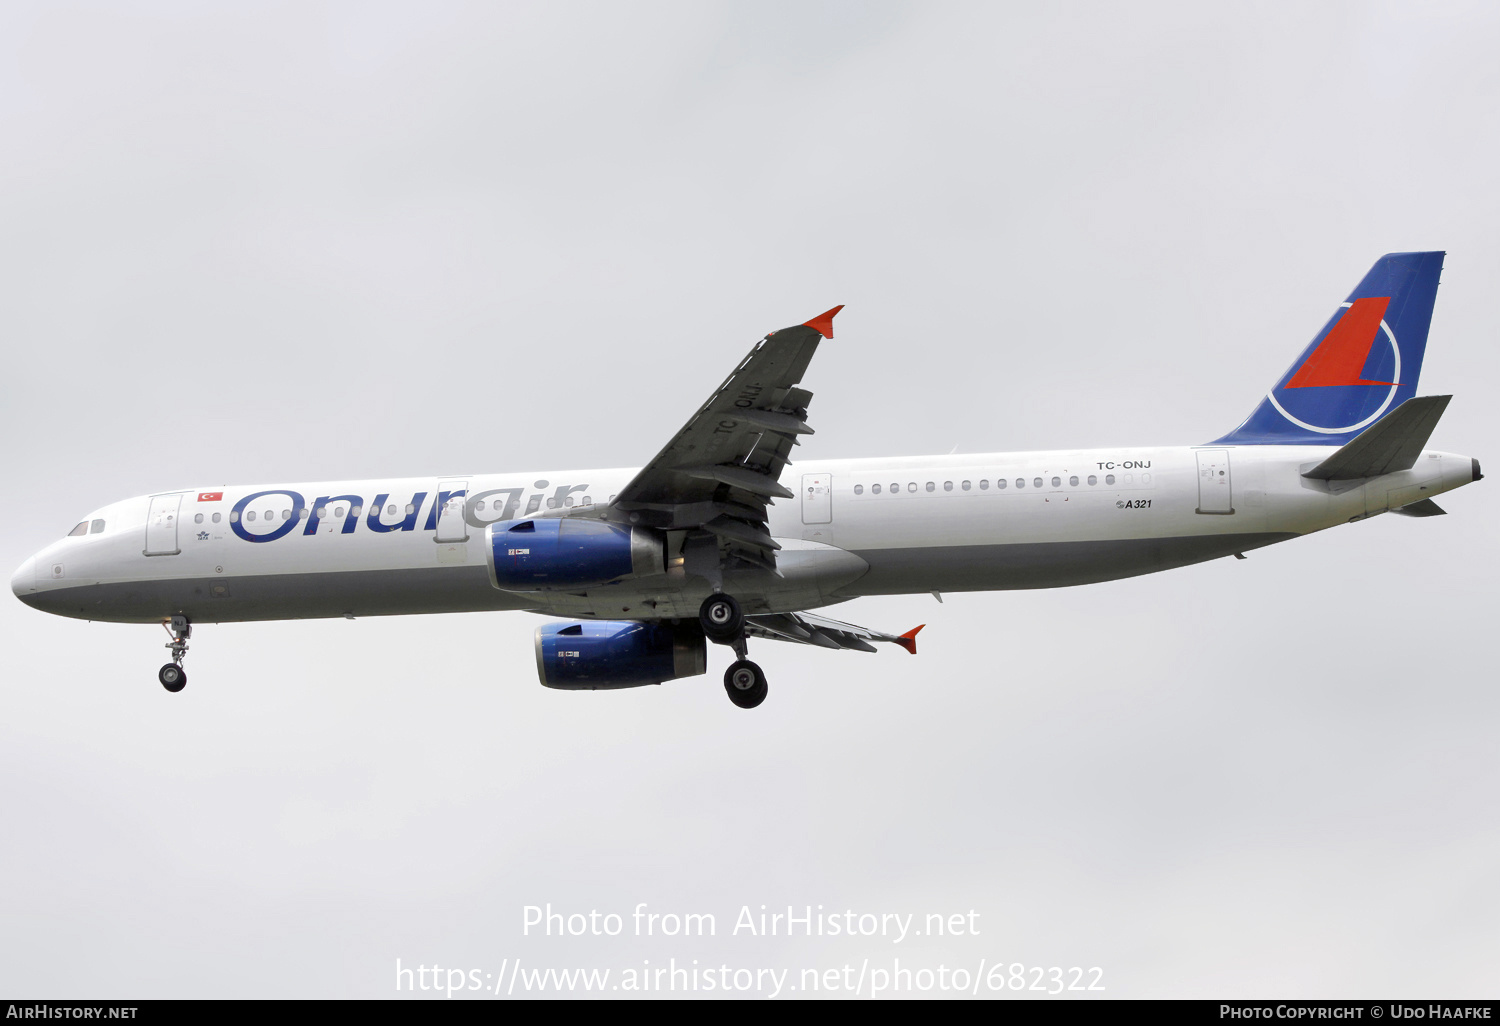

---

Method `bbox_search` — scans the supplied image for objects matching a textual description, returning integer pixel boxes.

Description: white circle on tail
[1264,302,1401,434]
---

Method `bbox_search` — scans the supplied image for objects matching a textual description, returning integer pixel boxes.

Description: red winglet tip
[802,304,844,339]
[896,624,925,655]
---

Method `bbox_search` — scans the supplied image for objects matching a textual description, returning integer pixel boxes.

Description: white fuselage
[11,444,1478,625]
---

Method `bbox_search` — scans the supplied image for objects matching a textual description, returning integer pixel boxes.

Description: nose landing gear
[699,594,767,709]
[159,615,190,693]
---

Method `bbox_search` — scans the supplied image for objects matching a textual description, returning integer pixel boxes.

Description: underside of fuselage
[16,530,1297,624]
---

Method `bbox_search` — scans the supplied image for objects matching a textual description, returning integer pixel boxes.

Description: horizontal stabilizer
[1390,498,1447,517]
[1302,395,1452,481]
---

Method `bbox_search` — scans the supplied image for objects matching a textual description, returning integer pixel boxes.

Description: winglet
[802,305,844,339]
[895,624,925,655]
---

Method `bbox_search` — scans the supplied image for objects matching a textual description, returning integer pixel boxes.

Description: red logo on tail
[1284,297,1398,388]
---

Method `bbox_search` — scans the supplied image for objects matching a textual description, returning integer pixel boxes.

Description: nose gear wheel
[159,616,191,693]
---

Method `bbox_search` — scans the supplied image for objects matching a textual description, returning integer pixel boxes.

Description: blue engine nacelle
[486,518,664,590]
[534,621,708,690]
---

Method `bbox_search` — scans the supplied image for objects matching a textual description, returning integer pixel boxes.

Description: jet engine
[534,621,707,690]
[487,518,663,590]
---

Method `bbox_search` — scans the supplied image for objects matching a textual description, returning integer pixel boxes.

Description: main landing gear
[698,592,744,643]
[724,659,768,710]
[698,594,767,710]
[159,615,190,693]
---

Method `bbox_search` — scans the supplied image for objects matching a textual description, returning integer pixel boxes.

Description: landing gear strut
[159,615,190,693]
[699,594,767,709]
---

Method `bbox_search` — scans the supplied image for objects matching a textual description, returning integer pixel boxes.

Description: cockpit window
[68,521,88,537]
[90,519,105,534]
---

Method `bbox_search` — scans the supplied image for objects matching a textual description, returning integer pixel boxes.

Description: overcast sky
[2,0,1498,999]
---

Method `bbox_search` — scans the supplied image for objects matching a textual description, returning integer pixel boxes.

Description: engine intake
[487,518,663,590]
[534,621,707,690]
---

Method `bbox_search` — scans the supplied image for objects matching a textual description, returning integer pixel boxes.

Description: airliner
[11,252,1479,708]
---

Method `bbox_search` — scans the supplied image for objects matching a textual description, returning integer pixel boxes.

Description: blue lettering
[305,494,363,535]
[227,482,590,541]
[231,490,306,543]
[367,492,428,533]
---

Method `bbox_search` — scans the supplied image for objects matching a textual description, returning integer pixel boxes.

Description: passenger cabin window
[246,511,256,522]
[1088,475,1097,485]
[389,504,398,515]
[1106,474,1115,485]
[961,480,971,491]
[212,512,222,524]
[1069,476,1079,486]
[890,483,899,493]
[872,484,881,494]
[943,481,953,491]
[1051,476,1060,488]
[1033,478,1043,489]
[68,521,88,537]
[405,504,415,515]
[194,513,204,524]
[925,482,935,492]
[854,484,864,495]
[1015,478,1025,489]
[994,479,1004,489]
[907,482,917,493]
[982,479,991,489]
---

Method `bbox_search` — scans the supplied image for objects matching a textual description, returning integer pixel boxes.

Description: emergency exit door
[434,480,469,542]
[801,473,832,524]
[144,493,184,555]
[435,479,469,563]
[1195,450,1234,515]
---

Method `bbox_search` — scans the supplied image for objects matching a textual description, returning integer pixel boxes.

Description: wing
[600,305,844,578]
[746,612,924,655]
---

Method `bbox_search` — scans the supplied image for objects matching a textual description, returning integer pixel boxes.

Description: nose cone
[11,556,36,605]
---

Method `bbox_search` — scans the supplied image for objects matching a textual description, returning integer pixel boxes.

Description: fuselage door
[434,479,469,550]
[801,473,832,524]
[144,493,184,555]
[1195,450,1234,515]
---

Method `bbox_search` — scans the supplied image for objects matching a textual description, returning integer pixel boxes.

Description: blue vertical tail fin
[1213,252,1444,445]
